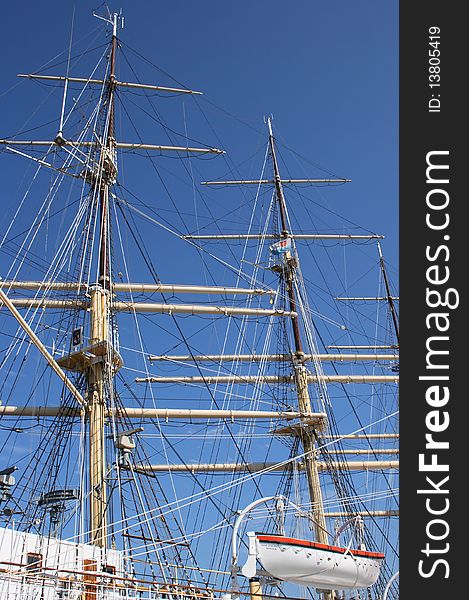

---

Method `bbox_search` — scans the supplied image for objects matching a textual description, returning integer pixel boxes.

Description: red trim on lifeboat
[256,534,385,560]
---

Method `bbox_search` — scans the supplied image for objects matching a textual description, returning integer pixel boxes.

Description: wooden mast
[266,117,329,548]
[378,241,400,344]
[87,11,119,549]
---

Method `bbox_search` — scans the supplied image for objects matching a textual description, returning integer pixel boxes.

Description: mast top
[93,8,124,37]
[202,115,350,186]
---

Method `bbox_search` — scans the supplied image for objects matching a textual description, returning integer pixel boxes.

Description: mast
[266,117,329,551]
[378,241,399,344]
[0,7,224,553]
[87,11,119,549]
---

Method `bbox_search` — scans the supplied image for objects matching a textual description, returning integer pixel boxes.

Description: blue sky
[0,0,398,272]
[0,1,399,580]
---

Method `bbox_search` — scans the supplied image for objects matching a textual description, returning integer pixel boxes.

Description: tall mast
[378,241,399,344]
[267,119,303,354]
[98,13,118,286]
[0,10,222,549]
[88,11,120,548]
[266,117,329,548]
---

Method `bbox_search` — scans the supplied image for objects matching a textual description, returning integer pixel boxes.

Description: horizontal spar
[0,298,294,317]
[18,73,203,95]
[183,234,384,240]
[0,140,224,154]
[328,345,398,350]
[114,284,274,295]
[335,297,400,301]
[136,374,399,384]
[0,298,88,309]
[201,179,351,185]
[325,449,399,455]
[322,433,399,439]
[133,461,399,473]
[148,353,399,362]
[112,302,294,317]
[0,406,326,422]
[324,510,399,518]
[1,281,274,296]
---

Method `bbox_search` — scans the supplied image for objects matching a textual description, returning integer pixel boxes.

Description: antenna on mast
[93,7,124,34]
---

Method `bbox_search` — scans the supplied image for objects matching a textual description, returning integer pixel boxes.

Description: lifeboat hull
[242,533,384,590]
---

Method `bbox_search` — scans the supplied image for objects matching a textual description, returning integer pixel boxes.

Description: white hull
[0,526,122,599]
[242,533,384,590]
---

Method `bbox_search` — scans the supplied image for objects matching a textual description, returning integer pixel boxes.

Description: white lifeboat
[241,532,384,591]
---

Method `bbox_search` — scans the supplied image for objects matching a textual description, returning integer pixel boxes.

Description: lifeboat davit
[242,532,384,590]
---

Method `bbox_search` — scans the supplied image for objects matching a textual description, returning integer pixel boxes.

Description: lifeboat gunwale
[255,533,385,560]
